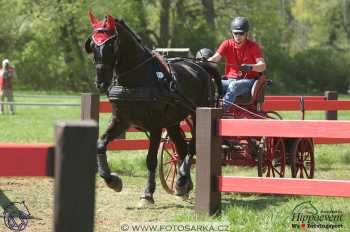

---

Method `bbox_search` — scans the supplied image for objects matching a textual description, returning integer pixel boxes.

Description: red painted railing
[195,108,350,215]
[0,143,53,176]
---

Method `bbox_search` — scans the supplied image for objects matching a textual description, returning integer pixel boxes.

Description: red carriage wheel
[258,137,286,177]
[158,118,193,194]
[158,136,179,194]
[291,138,315,178]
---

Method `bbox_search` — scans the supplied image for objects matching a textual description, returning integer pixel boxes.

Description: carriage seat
[234,75,268,106]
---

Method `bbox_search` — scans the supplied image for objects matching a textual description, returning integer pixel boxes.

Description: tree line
[1,0,350,94]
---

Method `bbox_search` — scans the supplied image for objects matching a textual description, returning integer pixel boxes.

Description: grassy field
[0,92,350,232]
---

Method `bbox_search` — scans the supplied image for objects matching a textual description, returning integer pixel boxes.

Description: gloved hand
[239,64,253,72]
[197,57,207,62]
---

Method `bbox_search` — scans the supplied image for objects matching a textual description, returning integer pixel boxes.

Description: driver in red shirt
[208,17,266,112]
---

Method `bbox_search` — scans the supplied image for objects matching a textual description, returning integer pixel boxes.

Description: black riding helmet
[231,17,249,33]
[195,48,214,60]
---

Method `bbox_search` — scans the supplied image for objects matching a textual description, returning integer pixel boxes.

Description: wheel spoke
[170,168,177,190]
[302,165,310,178]
[165,163,173,181]
[163,159,175,165]
[272,166,283,177]
[266,161,272,177]
[305,161,311,169]
[295,166,300,177]
[304,154,311,163]
[164,147,174,156]
[299,163,304,178]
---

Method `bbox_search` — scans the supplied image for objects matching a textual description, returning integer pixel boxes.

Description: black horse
[84,12,220,206]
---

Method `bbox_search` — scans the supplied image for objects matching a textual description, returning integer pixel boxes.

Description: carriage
[158,74,315,194]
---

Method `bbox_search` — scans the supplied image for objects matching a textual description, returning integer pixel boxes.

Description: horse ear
[88,10,98,27]
[106,15,116,32]
[84,38,93,53]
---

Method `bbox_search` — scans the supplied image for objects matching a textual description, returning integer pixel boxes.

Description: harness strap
[118,54,155,77]
[109,86,152,100]
[111,52,200,112]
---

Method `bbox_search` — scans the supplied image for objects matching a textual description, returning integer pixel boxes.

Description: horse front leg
[97,108,129,192]
[139,128,162,207]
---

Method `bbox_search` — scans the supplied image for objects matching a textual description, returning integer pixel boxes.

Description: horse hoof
[105,173,123,192]
[175,193,189,201]
[175,180,193,197]
[138,196,155,208]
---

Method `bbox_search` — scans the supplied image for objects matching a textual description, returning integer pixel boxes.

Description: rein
[117,54,155,77]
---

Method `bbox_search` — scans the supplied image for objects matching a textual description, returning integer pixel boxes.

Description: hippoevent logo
[2,201,31,231]
[290,201,344,230]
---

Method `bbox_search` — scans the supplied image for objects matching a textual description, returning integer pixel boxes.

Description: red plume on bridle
[88,11,116,46]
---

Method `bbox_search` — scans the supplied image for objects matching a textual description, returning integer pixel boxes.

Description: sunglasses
[233,32,245,36]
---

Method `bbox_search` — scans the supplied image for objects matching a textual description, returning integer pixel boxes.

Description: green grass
[0,92,83,143]
[1,91,350,231]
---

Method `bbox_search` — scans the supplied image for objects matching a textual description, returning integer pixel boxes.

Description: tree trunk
[160,0,171,47]
[135,1,154,47]
[170,0,184,47]
[57,0,91,91]
[343,0,350,41]
[201,0,215,29]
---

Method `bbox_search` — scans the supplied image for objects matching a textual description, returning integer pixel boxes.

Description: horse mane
[114,18,170,73]
[116,18,143,45]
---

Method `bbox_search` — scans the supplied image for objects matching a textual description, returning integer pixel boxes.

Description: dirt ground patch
[0,176,194,232]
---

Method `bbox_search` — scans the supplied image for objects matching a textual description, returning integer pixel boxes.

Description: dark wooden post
[54,121,98,232]
[195,107,222,215]
[81,93,126,139]
[81,93,100,122]
[325,91,337,120]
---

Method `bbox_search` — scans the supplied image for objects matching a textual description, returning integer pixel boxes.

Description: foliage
[0,0,349,93]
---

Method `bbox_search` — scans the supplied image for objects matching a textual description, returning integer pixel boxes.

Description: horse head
[85,12,152,92]
[85,11,118,92]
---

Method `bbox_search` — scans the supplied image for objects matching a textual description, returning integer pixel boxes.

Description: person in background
[208,16,266,112]
[0,59,17,115]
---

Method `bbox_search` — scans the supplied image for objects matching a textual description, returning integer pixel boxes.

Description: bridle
[91,23,158,95]
[101,23,155,79]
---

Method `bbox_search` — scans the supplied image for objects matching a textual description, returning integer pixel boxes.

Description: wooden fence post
[325,91,338,120]
[81,93,126,139]
[54,121,98,232]
[81,93,100,122]
[195,107,222,215]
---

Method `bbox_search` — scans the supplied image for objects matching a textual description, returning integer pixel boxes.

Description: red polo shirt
[216,39,263,79]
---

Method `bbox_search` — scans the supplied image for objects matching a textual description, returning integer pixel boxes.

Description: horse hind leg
[97,114,129,192]
[139,129,162,207]
[166,125,193,199]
